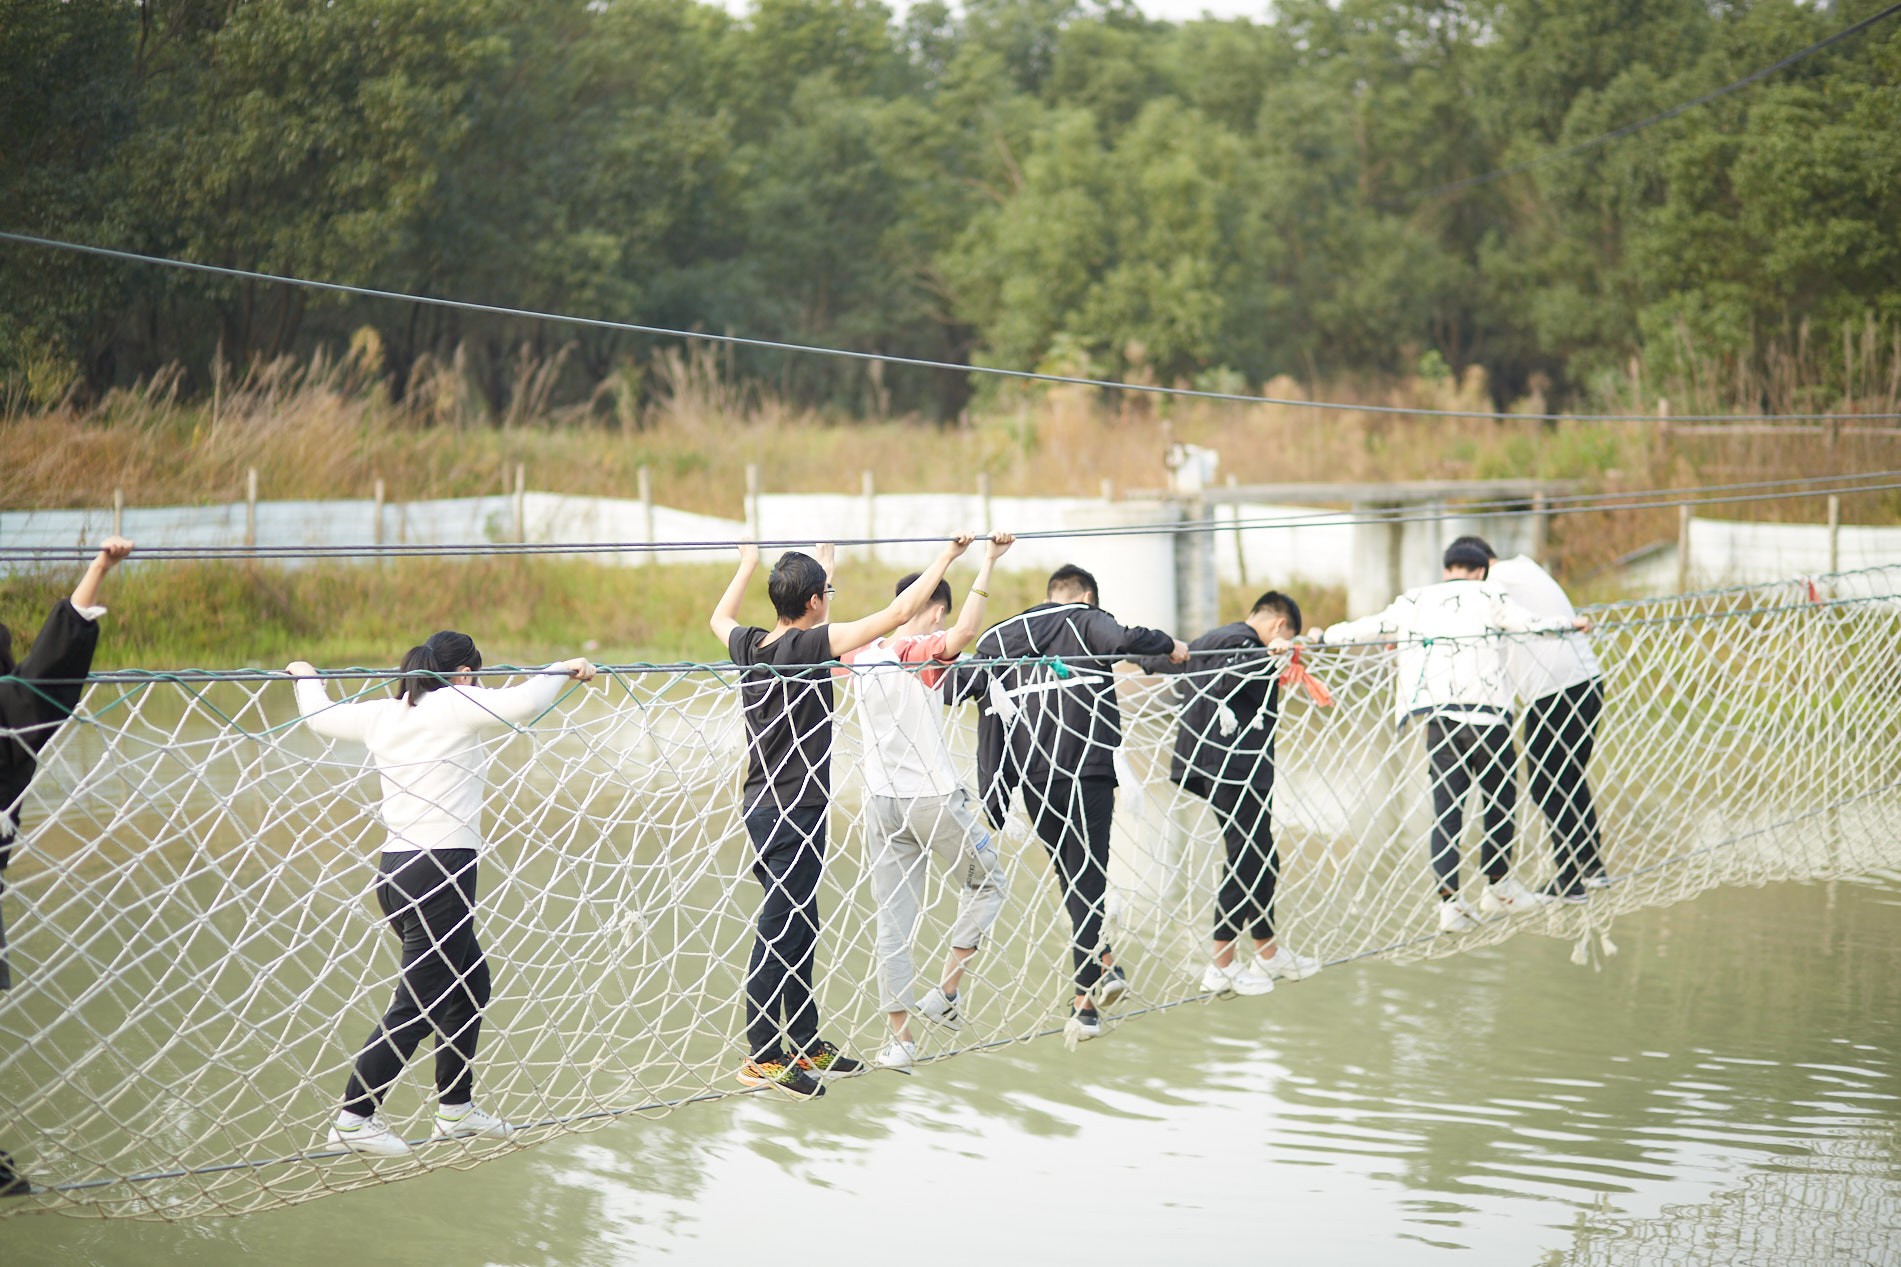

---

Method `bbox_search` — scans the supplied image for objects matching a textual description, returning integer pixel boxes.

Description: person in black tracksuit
[945,565,1184,1036]
[1145,591,1320,995]
[0,536,132,1196]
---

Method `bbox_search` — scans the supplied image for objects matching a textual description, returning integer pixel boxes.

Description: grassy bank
[2,557,1347,671]
[7,350,1900,591]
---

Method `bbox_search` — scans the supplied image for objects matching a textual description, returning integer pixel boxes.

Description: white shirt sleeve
[428,669,571,730]
[74,605,107,622]
[293,677,381,743]
[1490,591,1574,635]
[1323,596,1411,645]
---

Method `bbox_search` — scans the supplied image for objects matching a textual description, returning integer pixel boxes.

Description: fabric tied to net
[1,567,1899,1220]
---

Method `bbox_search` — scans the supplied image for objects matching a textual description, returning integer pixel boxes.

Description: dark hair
[767,552,829,621]
[894,571,953,614]
[1047,564,1099,605]
[1447,534,1497,562]
[0,624,12,678]
[1443,539,1493,573]
[1249,590,1302,633]
[397,630,482,706]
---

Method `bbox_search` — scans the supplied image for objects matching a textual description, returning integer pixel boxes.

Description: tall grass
[5,338,1898,592]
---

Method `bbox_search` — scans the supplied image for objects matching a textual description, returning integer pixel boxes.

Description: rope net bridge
[2,567,1898,1220]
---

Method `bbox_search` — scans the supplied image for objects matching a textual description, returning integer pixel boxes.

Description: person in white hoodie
[1314,540,1586,932]
[288,632,594,1158]
[1455,537,1608,902]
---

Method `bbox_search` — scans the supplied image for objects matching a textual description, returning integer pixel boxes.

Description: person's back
[1324,577,1554,724]
[1485,554,1601,702]
[1166,620,1280,796]
[728,624,838,812]
[849,632,959,801]
[297,671,570,853]
[974,600,1144,785]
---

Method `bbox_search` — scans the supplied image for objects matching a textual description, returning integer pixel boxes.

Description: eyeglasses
[824,586,838,597]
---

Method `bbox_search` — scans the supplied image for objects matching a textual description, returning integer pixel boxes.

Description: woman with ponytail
[287,632,595,1158]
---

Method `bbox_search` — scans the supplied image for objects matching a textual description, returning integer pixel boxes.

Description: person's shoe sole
[1093,973,1128,1007]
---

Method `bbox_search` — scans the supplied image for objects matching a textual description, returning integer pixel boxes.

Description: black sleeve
[1089,609,1175,659]
[16,600,101,732]
[726,626,759,665]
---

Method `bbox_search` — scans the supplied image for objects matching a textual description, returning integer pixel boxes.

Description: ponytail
[397,645,444,706]
[395,629,483,706]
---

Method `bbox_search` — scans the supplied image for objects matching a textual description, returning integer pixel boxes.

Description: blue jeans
[742,803,827,1061]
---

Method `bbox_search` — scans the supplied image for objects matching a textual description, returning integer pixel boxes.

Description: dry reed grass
[5,335,1898,586]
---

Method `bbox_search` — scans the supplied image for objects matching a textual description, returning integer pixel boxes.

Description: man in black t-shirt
[710,535,971,1098]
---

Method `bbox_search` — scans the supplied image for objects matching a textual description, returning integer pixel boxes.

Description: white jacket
[1320,580,1575,725]
[294,671,570,853]
[1486,555,1601,700]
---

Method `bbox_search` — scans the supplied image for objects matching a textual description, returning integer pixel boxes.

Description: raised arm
[428,659,596,729]
[827,536,973,657]
[69,536,134,614]
[286,662,380,743]
[709,542,761,645]
[943,533,1013,657]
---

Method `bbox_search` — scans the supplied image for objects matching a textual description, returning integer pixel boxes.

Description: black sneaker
[0,1149,31,1198]
[1067,1004,1102,1041]
[1092,964,1128,1008]
[1541,880,1590,905]
[737,1054,827,1099]
[797,1039,866,1080]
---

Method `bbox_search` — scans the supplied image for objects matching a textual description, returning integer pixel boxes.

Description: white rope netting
[2,567,1898,1220]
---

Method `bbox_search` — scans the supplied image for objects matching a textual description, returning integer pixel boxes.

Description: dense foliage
[3,0,1896,417]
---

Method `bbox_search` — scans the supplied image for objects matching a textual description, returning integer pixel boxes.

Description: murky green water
[5,873,1897,1266]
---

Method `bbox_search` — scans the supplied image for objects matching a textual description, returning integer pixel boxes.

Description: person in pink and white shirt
[842,533,1014,1071]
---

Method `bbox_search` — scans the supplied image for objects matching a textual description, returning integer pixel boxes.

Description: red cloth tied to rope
[1279,646,1333,707]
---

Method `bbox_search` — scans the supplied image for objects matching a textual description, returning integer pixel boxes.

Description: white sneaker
[1257,945,1321,981]
[1200,960,1235,994]
[1438,896,1478,933]
[435,1103,511,1140]
[916,986,964,1032]
[876,1039,916,1071]
[1582,871,1613,890]
[328,1112,410,1157]
[1479,877,1550,917]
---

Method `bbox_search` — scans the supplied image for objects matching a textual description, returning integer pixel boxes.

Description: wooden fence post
[1676,503,1691,593]
[245,468,258,548]
[638,465,655,567]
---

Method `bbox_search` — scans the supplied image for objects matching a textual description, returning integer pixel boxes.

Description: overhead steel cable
[3,228,1899,424]
[1411,0,1901,201]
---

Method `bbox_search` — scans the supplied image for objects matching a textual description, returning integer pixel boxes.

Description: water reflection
[6,876,1896,1265]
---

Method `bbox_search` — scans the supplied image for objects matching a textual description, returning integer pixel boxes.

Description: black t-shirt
[727,624,836,811]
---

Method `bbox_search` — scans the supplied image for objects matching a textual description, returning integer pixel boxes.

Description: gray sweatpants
[867,789,1007,1014]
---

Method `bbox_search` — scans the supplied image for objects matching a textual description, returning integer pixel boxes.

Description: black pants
[343,849,490,1115]
[742,803,827,1061]
[1208,779,1277,942]
[1424,719,1517,896]
[1525,679,1605,889]
[1022,776,1115,993]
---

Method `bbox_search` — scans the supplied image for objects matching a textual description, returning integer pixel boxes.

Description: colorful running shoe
[736,1055,827,1099]
[797,1039,866,1079]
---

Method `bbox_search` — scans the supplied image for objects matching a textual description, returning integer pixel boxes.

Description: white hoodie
[294,671,570,853]
[1320,580,1575,725]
